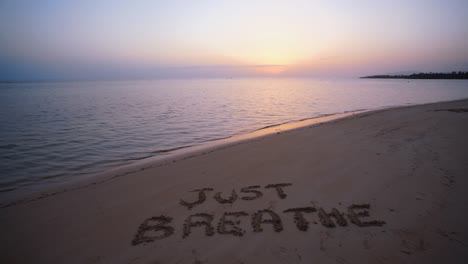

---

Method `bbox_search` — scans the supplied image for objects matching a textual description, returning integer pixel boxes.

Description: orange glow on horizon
[253,65,288,75]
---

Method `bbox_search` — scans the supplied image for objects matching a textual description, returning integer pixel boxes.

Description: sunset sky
[1,0,467,80]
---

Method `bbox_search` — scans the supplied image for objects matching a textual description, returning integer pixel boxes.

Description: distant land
[361,71,468,79]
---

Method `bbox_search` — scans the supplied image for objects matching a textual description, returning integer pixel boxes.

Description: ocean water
[1,78,468,197]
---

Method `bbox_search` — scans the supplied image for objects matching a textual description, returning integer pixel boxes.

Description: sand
[1,99,468,264]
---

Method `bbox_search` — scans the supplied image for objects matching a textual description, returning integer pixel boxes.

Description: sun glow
[254,65,288,75]
[1,0,466,79]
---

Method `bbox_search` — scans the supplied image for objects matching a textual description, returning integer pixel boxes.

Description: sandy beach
[1,99,468,264]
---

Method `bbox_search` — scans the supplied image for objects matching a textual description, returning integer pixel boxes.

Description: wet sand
[1,99,468,264]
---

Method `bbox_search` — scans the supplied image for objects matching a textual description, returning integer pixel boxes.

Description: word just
[179,183,293,209]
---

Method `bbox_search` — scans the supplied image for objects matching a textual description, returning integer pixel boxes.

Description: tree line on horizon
[361,71,468,79]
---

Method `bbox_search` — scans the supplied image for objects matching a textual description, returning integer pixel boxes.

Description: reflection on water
[0,78,467,194]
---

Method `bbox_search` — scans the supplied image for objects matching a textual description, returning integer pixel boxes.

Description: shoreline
[0,110,362,207]
[2,98,468,208]
[3,78,468,204]
[1,98,468,263]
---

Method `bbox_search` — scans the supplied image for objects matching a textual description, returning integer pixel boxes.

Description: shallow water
[1,78,468,195]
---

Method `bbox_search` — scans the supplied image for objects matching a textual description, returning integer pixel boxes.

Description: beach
[1,99,468,264]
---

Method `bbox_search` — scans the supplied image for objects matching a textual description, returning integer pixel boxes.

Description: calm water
[1,78,468,196]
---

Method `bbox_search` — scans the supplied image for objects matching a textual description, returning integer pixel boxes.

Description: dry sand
[1,99,468,264]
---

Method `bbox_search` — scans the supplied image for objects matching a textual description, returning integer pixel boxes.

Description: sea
[1,78,468,199]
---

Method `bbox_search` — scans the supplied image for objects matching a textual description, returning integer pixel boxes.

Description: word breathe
[131,183,385,246]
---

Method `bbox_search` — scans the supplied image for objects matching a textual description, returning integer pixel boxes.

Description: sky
[0,0,467,80]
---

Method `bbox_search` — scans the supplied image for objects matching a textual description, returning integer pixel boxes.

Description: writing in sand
[132,183,385,245]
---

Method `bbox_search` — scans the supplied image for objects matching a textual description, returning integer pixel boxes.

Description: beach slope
[1,100,468,264]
